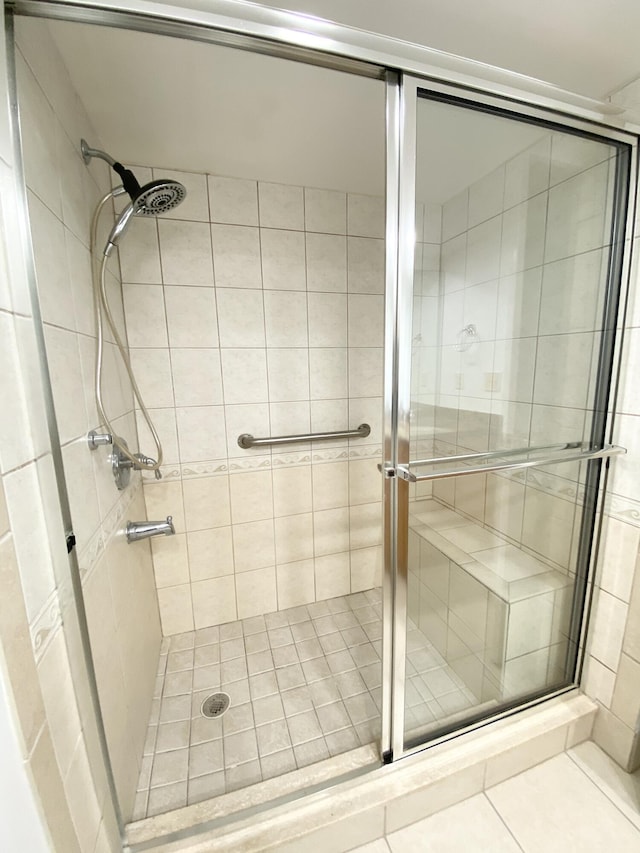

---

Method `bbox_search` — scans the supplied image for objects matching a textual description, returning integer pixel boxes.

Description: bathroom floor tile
[134,587,469,819]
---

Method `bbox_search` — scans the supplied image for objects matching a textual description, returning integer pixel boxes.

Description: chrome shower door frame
[7,0,639,840]
[388,73,638,761]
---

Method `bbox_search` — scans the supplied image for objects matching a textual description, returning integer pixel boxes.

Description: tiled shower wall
[120,173,386,635]
[416,133,614,573]
[15,19,162,823]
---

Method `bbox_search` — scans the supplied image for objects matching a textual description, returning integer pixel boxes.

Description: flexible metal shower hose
[90,190,163,474]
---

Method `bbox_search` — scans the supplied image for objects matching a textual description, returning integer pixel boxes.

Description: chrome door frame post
[390,74,420,758]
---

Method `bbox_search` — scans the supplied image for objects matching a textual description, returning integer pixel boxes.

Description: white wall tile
[216,288,265,347]
[43,325,87,443]
[232,519,275,572]
[347,237,385,294]
[544,161,611,263]
[308,293,347,347]
[533,333,593,408]
[270,401,310,436]
[304,188,346,235]
[504,136,551,208]
[349,502,383,549]
[123,284,168,348]
[351,545,382,592]
[442,190,468,241]
[182,476,230,531]
[348,348,383,398]
[466,216,501,285]
[229,471,274,524]
[192,577,236,628]
[118,218,162,284]
[258,182,304,230]
[314,508,349,556]
[188,527,234,581]
[539,248,604,335]
[208,175,258,226]
[158,585,194,634]
[468,167,505,228]
[175,405,227,462]
[274,513,313,563]
[315,552,351,599]
[220,349,268,404]
[151,534,190,588]
[589,589,628,671]
[500,193,547,276]
[312,462,349,510]
[264,291,308,347]
[236,567,276,619]
[130,348,175,408]
[276,560,315,609]
[267,349,310,402]
[171,348,222,406]
[347,193,384,238]
[306,233,347,292]
[260,228,306,290]
[211,224,262,289]
[348,294,384,348]
[273,466,312,517]
[158,220,213,286]
[309,348,347,400]
[28,191,73,330]
[164,286,218,348]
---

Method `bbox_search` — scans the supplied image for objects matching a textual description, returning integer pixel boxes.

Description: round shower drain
[201,692,230,719]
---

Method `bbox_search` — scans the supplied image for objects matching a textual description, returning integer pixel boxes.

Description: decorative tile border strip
[144,445,384,484]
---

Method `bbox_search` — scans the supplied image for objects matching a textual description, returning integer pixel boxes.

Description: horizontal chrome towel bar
[397,444,626,482]
[238,423,371,449]
[409,441,583,469]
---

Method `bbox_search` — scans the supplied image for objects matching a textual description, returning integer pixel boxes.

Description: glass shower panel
[403,93,621,746]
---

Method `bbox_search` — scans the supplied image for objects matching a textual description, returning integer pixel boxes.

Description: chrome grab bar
[397,443,626,482]
[238,423,371,449]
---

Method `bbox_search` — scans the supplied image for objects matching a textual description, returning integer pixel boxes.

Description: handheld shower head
[103,178,187,256]
[81,140,187,255]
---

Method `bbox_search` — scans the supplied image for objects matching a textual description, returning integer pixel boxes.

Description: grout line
[566,747,640,834]
[483,790,527,852]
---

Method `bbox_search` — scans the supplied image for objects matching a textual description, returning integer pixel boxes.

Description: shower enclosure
[7,2,636,848]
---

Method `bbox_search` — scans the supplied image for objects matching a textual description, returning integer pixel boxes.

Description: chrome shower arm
[81,138,116,167]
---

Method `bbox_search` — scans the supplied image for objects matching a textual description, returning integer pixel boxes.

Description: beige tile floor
[134,588,478,819]
[352,741,640,852]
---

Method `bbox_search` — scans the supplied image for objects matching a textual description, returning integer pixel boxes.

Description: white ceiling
[40,18,553,203]
[250,0,640,99]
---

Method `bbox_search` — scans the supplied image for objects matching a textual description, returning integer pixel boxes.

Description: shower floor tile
[133,588,475,820]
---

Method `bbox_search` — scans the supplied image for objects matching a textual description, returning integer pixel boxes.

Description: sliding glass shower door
[388,77,633,756]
